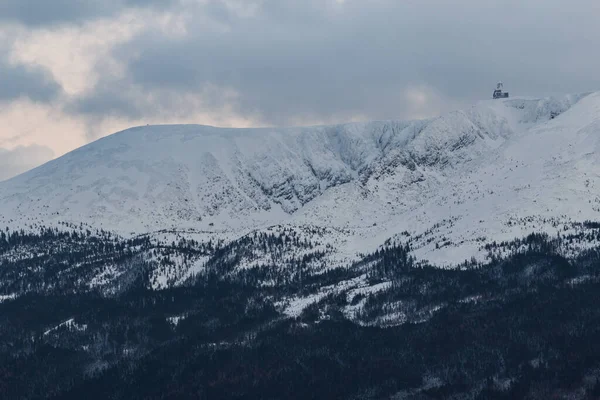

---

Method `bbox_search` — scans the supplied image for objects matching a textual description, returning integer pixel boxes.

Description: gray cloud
[0,53,62,103]
[68,0,600,127]
[0,145,54,181]
[0,0,179,26]
[71,84,144,120]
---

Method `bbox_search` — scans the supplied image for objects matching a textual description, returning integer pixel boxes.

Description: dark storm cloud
[70,0,600,125]
[0,0,179,26]
[0,54,61,103]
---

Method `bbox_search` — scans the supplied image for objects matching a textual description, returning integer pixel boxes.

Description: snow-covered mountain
[7,92,600,400]
[1,91,599,273]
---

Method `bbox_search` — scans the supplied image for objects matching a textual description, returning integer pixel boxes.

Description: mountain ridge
[0,92,597,272]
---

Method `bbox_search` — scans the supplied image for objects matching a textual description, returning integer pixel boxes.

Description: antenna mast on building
[493,82,509,99]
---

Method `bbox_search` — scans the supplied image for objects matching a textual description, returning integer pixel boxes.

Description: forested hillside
[2,228,600,399]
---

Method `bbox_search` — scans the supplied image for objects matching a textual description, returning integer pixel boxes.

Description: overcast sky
[1,0,599,180]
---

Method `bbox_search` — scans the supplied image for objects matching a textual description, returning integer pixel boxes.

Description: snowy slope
[395,92,600,265]
[0,92,597,269]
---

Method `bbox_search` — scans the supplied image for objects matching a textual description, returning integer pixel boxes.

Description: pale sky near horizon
[1,0,599,180]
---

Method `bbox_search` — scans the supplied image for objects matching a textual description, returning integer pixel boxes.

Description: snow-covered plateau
[2,91,600,276]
